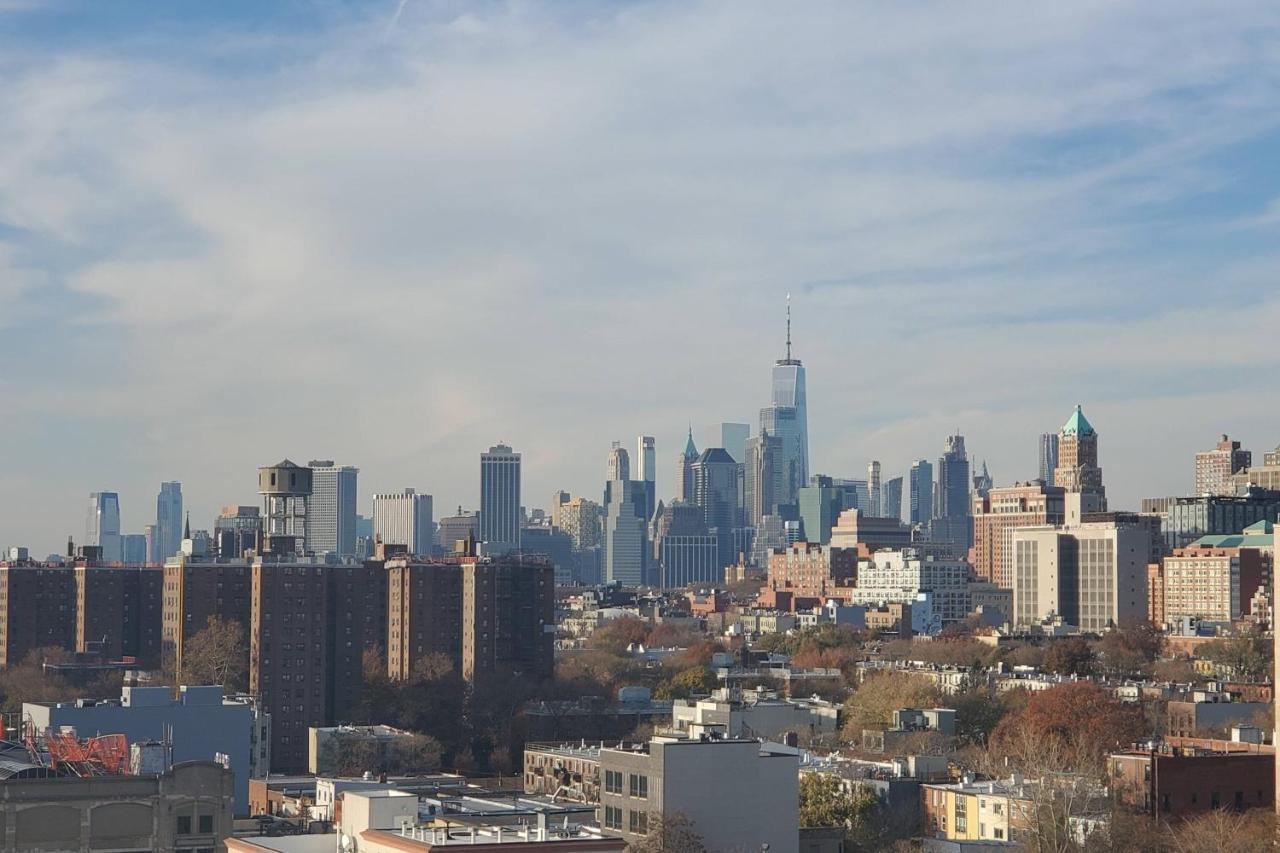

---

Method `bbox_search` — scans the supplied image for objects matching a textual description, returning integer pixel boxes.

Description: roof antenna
[785,292,792,361]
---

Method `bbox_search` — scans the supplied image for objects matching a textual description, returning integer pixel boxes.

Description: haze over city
[3,1,1280,553]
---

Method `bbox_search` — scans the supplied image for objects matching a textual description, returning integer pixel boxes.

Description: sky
[3,0,1280,555]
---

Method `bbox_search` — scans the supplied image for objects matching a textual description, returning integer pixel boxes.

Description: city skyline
[4,2,1280,553]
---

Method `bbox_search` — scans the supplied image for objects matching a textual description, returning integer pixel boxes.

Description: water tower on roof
[258,459,312,556]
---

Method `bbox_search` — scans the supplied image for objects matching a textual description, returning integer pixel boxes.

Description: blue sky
[3,0,1280,554]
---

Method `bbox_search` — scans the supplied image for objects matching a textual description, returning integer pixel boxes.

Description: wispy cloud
[2,1,1280,550]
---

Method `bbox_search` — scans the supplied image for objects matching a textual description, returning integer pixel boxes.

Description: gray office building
[881,476,904,521]
[908,460,933,526]
[480,444,522,555]
[933,434,972,551]
[86,492,122,562]
[744,430,783,528]
[605,479,647,586]
[719,423,750,464]
[307,461,359,556]
[155,481,184,563]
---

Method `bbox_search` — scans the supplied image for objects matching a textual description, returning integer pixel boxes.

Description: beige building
[554,497,602,549]
[1012,517,1150,632]
[971,482,1065,588]
[1157,547,1267,626]
[597,728,799,853]
[1196,435,1251,497]
[1053,405,1106,510]
[0,760,232,852]
[1233,445,1280,493]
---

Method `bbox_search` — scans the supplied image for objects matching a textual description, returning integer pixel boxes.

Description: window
[994,828,1004,840]
[605,769,623,795]
[629,774,648,799]
[604,805,623,830]
[177,816,192,835]
[629,810,649,834]
[198,814,213,833]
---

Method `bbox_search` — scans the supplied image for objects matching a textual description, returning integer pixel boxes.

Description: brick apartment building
[971,482,1065,587]
[1111,746,1274,816]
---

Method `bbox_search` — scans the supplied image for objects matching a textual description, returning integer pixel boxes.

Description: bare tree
[181,616,247,692]
[627,812,706,853]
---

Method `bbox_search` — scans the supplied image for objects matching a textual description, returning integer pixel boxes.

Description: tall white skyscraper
[86,492,122,562]
[155,481,183,562]
[480,444,521,555]
[637,436,656,484]
[373,489,434,555]
[307,460,359,556]
[867,461,882,518]
[760,298,809,505]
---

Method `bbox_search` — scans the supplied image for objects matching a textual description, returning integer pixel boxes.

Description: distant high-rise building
[637,436,657,522]
[1195,434,1251,496]
[607,443,630,483]
[373,489,434,555]
[675,428,699,503]
[881,476,903,521]
[867,461,882,519]
[120,534,147,564]
[719,423,750,465]
[908,460,933,526]
[214,505,262,558]
[604,479,647,586]
[437,508,479,554]
[973,460,993,498]
[1038,433,1059,483]
[86,492,122,563]
[557,497,602,549]
[155,482,183,563]
[1053,405,1106,512]
[798,476,843,546]
[307,461,358,556]
[759,299,809,506]
[933,435,972,551]
[550,491,571,526]
[743,430,783,528]
[258,459,312,555]
[693,448,741,567]
[143,524,159,563]
[480,444,521,555]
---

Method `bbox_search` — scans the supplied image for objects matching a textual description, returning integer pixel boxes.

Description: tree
[0,647,79,714]
[653,667,716,700]
[1198,629,1272,680]
[384,733,444,775]
[627,812,705,853]
[841,671,939,740]
[991,682,1147,773]
[1041,636,1096,677]
[1168,808,1273,853]
[1096,623,1164,679]
[588,617,652,655]
[181,616,247,691]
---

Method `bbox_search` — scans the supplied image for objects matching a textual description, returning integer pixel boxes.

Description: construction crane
[24,720,130,777]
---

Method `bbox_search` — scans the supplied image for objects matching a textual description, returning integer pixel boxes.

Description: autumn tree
[991,682,1147,773]
[1198,629,1272,680]
[1096,622,1164,679]
[653,667,716,700]
[1041,636,1096,677]
[587,617,652,655]
[841,671,939,739]
[181,616,247,692]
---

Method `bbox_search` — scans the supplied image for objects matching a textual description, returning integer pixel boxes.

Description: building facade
[1196,435,1251,497]
[480,444,522,555]
[373,488,434,555]
[971,482,1065,588]
[156,481,184,563]
[307,461,359,556]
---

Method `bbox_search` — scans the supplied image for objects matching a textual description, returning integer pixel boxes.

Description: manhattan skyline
[3,1,1280,553]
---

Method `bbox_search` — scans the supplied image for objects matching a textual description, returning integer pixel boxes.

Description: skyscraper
[155,481,183,563]
[719,423,750,464]
[86,492,122,562]
[973,460,992,498]
[693,447,741,567]
[759,299,809,507]
[604,479,646,586]
[373,489,434,555]
[1038,433,1059,483]
[637,436,656,522]
[480,444,522,555]
[675,428,699,503]
[1053,405,1106,512]
[933,434,972,551]
[908,460,933,526]
[1195,434,1251,496]
[307,461,359,556]
[867,461,882,519]
[743,429,783,528]
[881,476,903,521]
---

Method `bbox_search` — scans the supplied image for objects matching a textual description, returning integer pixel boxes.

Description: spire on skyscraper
[184,512,191,541]
[785,292,792,361]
